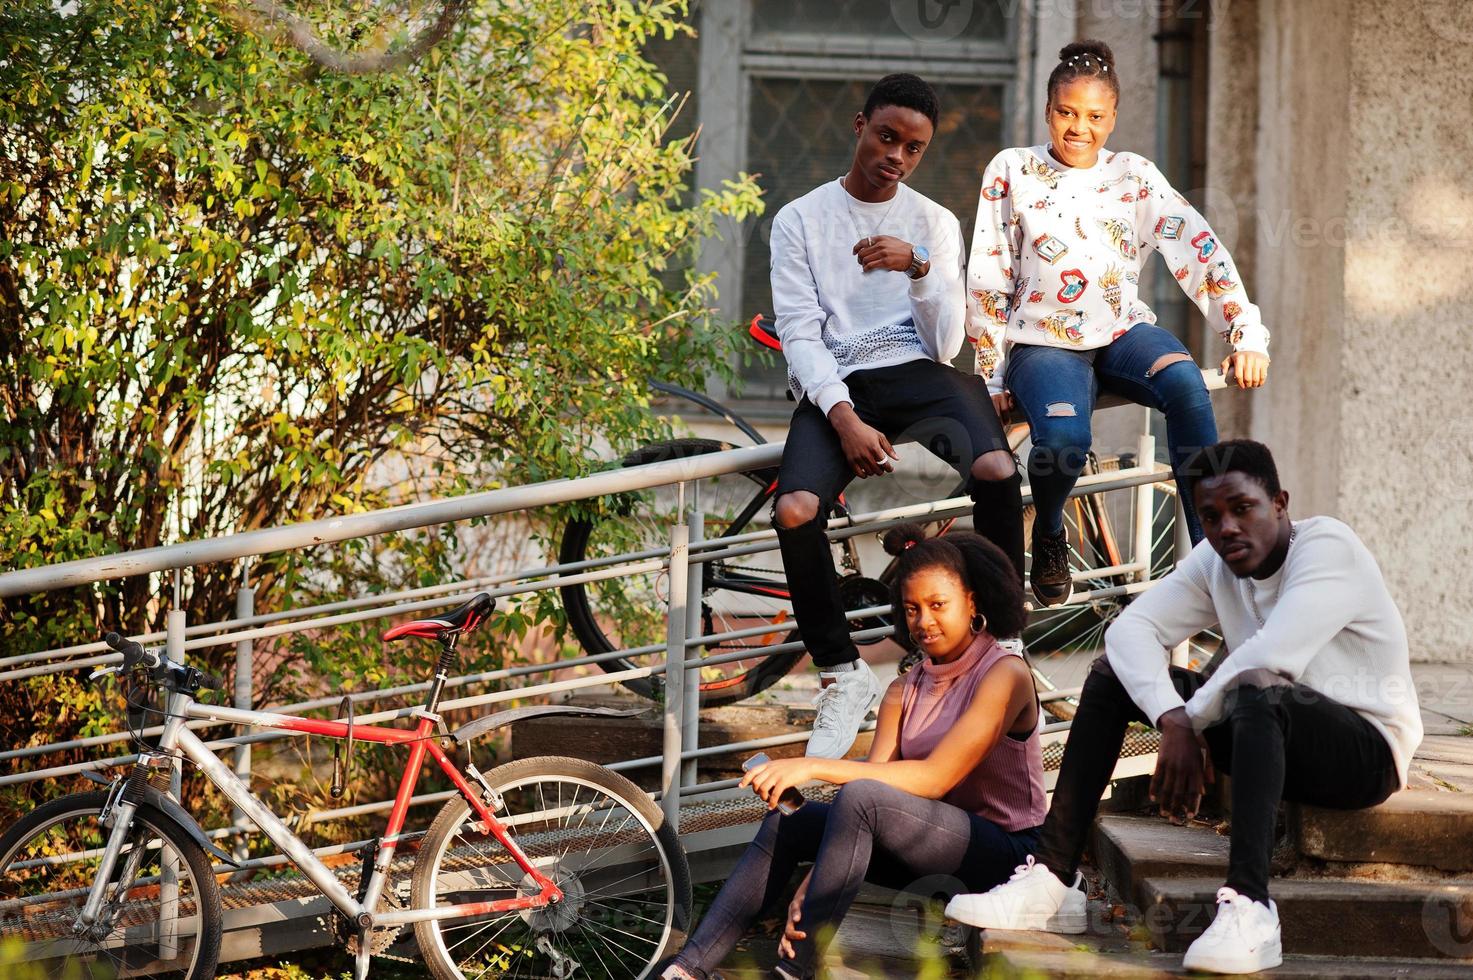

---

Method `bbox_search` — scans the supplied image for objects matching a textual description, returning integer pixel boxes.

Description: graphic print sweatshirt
[966,144,1269,394]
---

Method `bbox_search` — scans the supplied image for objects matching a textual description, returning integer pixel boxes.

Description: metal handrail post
[1171,494,1193,668]
[1134,432,1157,585]
[681,482,703,789]
[232,582,255,863]
[162,575,185,956]
[661,483,690,831]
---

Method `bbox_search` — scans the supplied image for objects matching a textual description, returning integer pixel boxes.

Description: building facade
[662,0,1473,661]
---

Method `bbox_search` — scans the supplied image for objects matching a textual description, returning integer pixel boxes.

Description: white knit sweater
[966,144,1269,394]
[770,178,966,415]
[1105,517,1423,788]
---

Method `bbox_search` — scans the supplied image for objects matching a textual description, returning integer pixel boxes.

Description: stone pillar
[1236,0,1473,660]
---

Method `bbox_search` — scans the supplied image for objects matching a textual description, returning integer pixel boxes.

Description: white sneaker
[1181,887,1282,974]
[944,856,1087,933]
[804,660,879,759]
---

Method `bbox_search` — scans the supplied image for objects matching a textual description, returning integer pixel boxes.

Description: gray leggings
[671,779,1039,978]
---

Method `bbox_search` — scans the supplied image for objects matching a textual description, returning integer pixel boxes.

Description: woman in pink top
[658,524,1046,980]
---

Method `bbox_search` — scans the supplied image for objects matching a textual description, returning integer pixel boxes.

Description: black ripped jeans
[1034,656,1400,903]
[773,360,1023,669]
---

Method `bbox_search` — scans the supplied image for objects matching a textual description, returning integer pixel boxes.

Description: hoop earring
[970,612,987,635]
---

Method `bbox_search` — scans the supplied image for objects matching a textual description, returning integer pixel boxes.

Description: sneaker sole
[1181,937,1282,974]
[1030,579,1074,608]
[945,904,1087,935]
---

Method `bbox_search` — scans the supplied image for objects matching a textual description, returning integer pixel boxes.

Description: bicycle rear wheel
[558,438,806,707]
[411,756,691,980]
[0,790,222,980]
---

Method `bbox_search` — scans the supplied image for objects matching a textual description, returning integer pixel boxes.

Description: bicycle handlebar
[104,631,154,668]
[101,631,221,690]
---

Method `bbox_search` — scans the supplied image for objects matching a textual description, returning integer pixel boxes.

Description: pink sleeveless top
[897,633,1047,832]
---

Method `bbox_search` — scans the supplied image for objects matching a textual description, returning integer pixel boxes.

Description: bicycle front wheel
[0,789,222,980]
[412,756,692,980]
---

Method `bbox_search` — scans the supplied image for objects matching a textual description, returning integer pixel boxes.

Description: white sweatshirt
[1105,517,1423,788]
[967,144,1269,395]
[770,178,966,415]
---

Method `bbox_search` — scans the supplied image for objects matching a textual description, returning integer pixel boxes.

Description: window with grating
[749,0,1007,45]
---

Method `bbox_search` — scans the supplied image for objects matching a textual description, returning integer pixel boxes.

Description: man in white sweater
[767,74,1024,759]
[946,439,1422,974]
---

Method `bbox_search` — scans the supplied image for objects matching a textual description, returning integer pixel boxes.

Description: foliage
[0,0,763,819]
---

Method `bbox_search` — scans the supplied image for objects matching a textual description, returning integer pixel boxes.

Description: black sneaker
[1030,527,1074,607]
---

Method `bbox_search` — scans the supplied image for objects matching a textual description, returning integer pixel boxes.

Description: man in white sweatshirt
[946,439,1422,974]
[767,74,1024,759]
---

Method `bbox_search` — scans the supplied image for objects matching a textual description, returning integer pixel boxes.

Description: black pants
[773,360,1023,669]
[1034,656,1400,903]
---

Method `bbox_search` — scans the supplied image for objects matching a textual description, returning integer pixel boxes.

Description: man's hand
[1150,707,1215,823]
[828,403,899,478]
[853,235,922,275]
[1220,350,1270,389]
[777,870,813,959]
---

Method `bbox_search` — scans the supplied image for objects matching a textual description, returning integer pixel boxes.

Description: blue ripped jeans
[1006,323,1219,543]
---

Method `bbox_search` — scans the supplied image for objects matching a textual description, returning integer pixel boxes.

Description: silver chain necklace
[840,175,900,246]
[1244,522,1296,627]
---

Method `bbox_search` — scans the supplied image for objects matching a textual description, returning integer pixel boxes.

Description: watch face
[913,245,930,262]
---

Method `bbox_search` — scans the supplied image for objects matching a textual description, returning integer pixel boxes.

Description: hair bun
[881,522,927,557]
[1059,39,1116,70]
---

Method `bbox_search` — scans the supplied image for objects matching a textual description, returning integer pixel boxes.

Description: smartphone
[742,752,805,815]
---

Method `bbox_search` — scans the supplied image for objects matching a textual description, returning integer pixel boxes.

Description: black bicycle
[557,317,1206,707]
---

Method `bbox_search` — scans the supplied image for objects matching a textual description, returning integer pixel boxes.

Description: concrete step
[1091,814,1293,912]
[1137,875,1473,960]
[1293,790,1473,872]
[973,919,1473,978]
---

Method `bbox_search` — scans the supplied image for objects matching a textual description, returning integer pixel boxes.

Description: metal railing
[0,400,1199,941]
[0,427,1183,798]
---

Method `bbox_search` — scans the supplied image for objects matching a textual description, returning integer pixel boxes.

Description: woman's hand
[1220,350,1270,389]
[777,870,813,959]
[990,390,1014,421]
[739,756,816,810]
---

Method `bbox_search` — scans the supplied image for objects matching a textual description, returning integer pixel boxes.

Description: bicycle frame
[98,688,562,932]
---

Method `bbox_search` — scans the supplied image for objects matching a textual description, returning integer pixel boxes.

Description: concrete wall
[1219,0,1473,660]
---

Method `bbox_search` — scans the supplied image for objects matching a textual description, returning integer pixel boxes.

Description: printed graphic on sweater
[971,288,1010,327]
[1096,218,1138,260]
[1155,215,1186,241]
[982,177,1009,201]
[1033,234,1069,264]
[1038,310,1087,345]
[1191,231,1218,263]
[1195,261,1238,300]
[1021,156,1064,189]
[1099,265,1123,318]
[1057,270,1088,303]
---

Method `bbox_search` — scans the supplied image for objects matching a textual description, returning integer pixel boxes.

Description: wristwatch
[907,244,930,279]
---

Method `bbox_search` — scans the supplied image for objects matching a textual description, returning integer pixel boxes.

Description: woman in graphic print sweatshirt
[967,39,1271,610]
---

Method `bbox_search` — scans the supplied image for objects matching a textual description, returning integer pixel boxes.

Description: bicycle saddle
[382,592,495,642]
[748,313,781,351]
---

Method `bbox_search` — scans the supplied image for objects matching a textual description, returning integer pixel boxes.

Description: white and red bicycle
[0,593,690,979]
